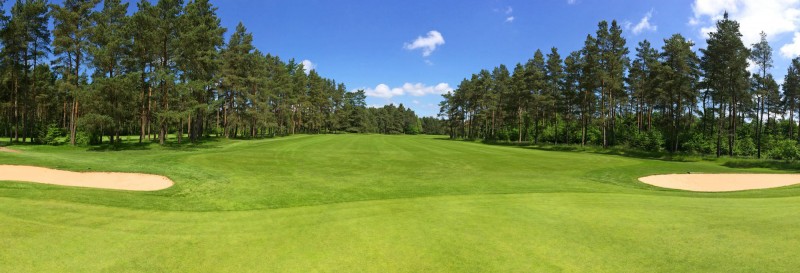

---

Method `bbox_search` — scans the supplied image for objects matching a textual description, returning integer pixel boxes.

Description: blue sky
[35,1,800,116]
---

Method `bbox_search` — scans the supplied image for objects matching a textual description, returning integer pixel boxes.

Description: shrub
[684,133,714,155]
[768,139,799,161]
[734,137,756,157]
[39,124,63,145]
[74,131,91,146]
[629,130,664,152]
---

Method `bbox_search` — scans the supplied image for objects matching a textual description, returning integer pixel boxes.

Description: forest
[439,13,800,159]
[0,0,438,146]
[5,0,798,160]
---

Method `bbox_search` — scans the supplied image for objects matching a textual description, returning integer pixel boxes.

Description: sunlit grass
[1,134,798,272]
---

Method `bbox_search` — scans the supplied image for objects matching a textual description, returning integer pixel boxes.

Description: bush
[683,133,714,155]
[734,137,756,157]
[74,131,91,146]
[768,139,800,161]
[39,124,63,145]
[628,130,664,152]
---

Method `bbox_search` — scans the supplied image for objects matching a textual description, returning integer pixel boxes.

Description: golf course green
[1,134,799,272]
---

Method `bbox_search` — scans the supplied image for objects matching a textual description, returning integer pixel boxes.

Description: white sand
[0,165,173,191]
[639,173,800,192]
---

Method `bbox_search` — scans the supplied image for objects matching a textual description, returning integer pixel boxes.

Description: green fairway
[1,134,799,272]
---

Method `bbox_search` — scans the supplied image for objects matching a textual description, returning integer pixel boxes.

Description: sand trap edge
[0,165,174,191]
[0,147,20,153]
[638,173,800,192]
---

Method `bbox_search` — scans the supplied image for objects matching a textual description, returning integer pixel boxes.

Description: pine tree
[525,49,546,143]
[700,12,750,156]
[604,20,628,146]
[89,0,129,144]
[563,51,582,144]
[510,63,526,142]
[220,22,254,137]
[546,47,564,144]
[659,34,699,152]
[178,0,225,142]
[749,32,772,158]
[153,0,182,144]
[51,0,100,145]
[782,58,800,140]
[125,0,157,143]
[579,34,599,146]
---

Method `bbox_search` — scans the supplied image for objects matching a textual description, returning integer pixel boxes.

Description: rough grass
[1,134,799,272]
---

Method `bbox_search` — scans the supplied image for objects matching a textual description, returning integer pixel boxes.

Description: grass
[1,134,799,272]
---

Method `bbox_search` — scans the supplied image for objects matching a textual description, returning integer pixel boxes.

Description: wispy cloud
[505,16,515,23]
[632,10,657,35]
[404,30,445,57]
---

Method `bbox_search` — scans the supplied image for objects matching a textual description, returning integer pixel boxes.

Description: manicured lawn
[1,134,799,272]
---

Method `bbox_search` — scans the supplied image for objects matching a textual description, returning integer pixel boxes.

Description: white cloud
[632,10,657,35]
[689,0,800,46]
[362,84,404,99]
[567,0,577,4]
[424,59,434,66]
[505,6,513,14]
[412,100,420,105]
[301,59,316,74]
[505,16,515,23]
[360,82,454,99]
[404,30,445,57]
[367,104,389,109]
[747,59,759,72]
[781,32,800,58]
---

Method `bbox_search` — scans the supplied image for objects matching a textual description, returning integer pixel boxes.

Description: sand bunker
[0,165,173,191]
[0,147,20,153]
[639,173,800,192]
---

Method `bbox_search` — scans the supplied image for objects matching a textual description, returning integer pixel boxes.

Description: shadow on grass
[86,137,226,152]
[441,137,800,172]
[722,160,800,172]
[437,137,716,163]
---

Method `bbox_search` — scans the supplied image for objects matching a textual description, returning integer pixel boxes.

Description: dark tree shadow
[722,160,800,171]
[436,138,711,163]
[86,137,225,152]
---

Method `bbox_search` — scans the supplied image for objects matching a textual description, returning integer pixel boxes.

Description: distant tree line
[440,13,800,159]
[0,0,443,146]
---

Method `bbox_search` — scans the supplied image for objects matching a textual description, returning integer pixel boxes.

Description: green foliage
[734,137,756,157]
[683,133,714,155]
[77,113,114,145]
[73,131,91,146]
[38,124,63,145]
[629,130,664,151]
[769,139,800,161]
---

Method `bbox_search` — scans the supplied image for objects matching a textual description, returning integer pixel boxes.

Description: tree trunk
[517,106,523,143]
[717,102,725,157]
[69,99,78,146]
[757,96,763,159]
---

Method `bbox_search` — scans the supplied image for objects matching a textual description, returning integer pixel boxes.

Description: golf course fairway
[1,134,799,272]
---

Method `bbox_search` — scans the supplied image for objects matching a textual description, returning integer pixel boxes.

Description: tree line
[440,13,800,159]
[0,0,439,146]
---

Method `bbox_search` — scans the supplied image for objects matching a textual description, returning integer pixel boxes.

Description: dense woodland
[0,0,437,146]
[439,13,800,159]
